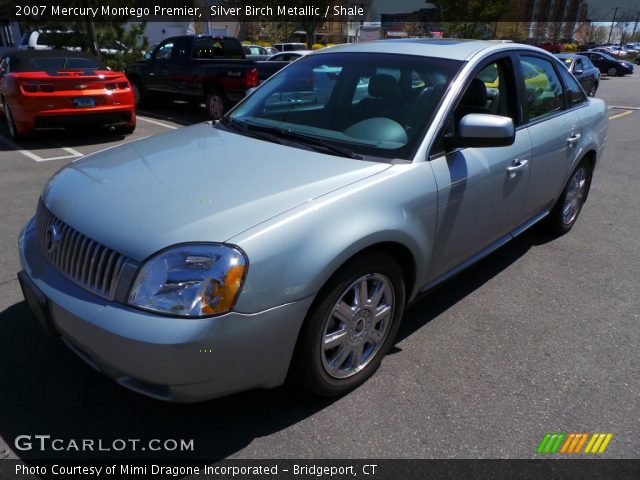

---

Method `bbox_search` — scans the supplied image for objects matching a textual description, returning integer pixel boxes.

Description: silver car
[18,40,607,402]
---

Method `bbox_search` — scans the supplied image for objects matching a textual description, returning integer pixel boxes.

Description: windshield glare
[225,52,462,160]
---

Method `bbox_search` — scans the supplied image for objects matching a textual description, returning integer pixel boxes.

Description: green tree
[433,0,515,38]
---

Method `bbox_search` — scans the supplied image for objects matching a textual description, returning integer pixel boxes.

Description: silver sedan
[18,39,607,402]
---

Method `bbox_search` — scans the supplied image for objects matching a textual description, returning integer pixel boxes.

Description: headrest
[460,78,488,108]
[368,74,399,98]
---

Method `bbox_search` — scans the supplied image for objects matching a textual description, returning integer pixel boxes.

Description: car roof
[309,38,544,61]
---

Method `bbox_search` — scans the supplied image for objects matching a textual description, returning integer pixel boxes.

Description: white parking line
[0,135,82,162]
[608,110,633,120]
[137,115,178,130]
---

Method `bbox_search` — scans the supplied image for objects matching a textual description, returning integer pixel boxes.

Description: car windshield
[223,52,462,160]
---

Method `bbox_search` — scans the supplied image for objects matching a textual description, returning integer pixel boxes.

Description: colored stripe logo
[537,433,613,454]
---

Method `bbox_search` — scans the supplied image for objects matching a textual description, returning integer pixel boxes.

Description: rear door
[517,53,582,218]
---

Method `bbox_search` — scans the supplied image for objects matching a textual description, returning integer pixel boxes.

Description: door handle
[566,133,581,144]
[506,158,529,174]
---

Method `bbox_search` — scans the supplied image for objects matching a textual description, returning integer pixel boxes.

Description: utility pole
[607,6,619,44]
[83,0,100,57]
[632,11,640,40]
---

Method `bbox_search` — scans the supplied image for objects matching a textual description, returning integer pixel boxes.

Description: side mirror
[446,113,515,148]
[573,68,584,75]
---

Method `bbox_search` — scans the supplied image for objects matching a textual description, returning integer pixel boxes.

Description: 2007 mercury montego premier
[18,40,607,402]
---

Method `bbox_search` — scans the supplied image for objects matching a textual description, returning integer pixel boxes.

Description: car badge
[45,224,62,253]
[75,84,88,90]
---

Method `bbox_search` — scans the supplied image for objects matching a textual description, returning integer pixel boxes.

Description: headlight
[128,243,247,317]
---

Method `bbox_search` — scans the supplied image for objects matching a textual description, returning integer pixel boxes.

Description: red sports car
[0,50,135,140]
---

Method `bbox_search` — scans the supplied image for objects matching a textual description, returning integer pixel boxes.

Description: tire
[2,97,24,141]
[588,81,598,97]
[205,87,227,120]
[545,160,593,235]
[115,123,136,135]
[130,79,146,107]
[291,252,406,396]
[607,67,618,76]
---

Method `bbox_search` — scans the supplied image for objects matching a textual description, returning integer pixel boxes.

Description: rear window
[29,57,102,71]
[194,37,243,59]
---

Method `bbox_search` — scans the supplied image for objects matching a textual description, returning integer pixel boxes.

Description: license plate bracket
[17,271,58,337]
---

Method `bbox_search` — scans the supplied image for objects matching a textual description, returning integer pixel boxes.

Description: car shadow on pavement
[397,224,557,344]
[0,225,557,461]
[0,124,134,152]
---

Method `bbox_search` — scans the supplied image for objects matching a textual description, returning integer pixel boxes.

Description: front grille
[36,200,128,300]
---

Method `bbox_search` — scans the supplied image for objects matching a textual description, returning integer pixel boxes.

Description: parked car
[591,46,628,59]
[556,53,600,96]
[584,51,634,76]
[18,40,607,402]
[242,44,271,61]
[0,50,135,140]
[272,42,307,52]
[19,30,80,51]
[266,50,313,62]
[125,35,288,119]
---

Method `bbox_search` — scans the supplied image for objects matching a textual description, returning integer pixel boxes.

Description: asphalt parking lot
[0,73,638,461]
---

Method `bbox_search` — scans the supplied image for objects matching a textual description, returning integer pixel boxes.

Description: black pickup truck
[125,35,287,119]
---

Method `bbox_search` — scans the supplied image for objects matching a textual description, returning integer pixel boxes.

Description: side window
[173,39,191,62]
[456,60,515,122]
[558,65,587,107]
[574,59,583,71]
[520,56,564,122]
[154,41,174,61]
[431,58,515,157]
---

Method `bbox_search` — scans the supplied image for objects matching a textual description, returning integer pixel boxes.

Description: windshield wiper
[221,119,282,145]
[241,121,362,160]
[276,129,363,160]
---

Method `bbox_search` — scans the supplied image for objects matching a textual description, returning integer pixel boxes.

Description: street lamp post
[607,6,619,44]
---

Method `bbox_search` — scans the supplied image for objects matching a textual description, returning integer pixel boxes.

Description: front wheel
[545,160,592,235]
[291,253,406,396]
[607,66,619,76]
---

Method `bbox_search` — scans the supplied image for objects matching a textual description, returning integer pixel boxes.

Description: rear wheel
[291,253,405,396]
[607,66,619,76]
[131,79,146,107]
[205,87,226,120]
[2,98,24,141]
[545,160,592,235]
[115,123,136,135]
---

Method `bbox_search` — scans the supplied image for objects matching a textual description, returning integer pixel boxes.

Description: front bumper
[18,217,313,402]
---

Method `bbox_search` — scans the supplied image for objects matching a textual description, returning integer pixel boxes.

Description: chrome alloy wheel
[321,274,394,379]
[562,167,588,225]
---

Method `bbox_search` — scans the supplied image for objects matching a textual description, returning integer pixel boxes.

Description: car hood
[42,123,390,261]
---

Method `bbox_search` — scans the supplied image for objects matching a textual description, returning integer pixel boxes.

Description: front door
[427,57,533,280]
